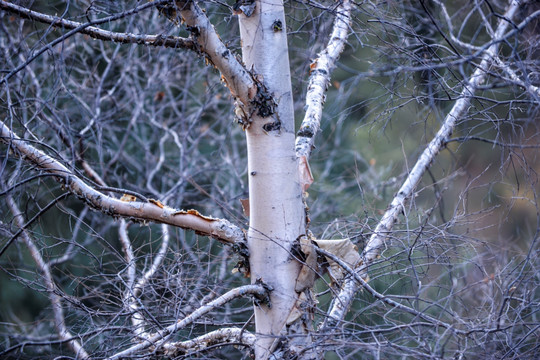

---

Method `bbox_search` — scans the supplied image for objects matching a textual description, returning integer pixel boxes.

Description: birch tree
[1,0,539,359]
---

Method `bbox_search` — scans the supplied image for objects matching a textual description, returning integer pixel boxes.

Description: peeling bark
[0,122,245,248]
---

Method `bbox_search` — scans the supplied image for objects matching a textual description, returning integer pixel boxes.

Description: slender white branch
[6,195,90,359]
[295,0,352,160]
[175,0,256,107]
[125,223,171,339]
[162,327,257,356]
[326,0,524,325]
[434,0,540,99]
[107,284,268,360]
[134,224,170,298]
[0,122,245,245]
[119,220,136,292]
[493,56,540,99]
[0,0,195,49]
[318,248,463,333]
[118,220,146,339]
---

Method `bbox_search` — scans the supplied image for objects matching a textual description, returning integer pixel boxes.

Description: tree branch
[5,194,90,359]
[295,0,352,160]
[174,0,256,108]
[317,248,463,334]
[107,284,269,359]
[162,327,257,357]
[0,0,173,82]
[122,222,171,340]
[493,55,540,99]
[0,0,195,50]
[0,122,245,251]
[326,0,525,326]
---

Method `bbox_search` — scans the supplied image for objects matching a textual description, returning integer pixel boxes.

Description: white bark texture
[238,1,306,358]
[326,0,525,328]
[162,328,257,357]
[295,0,352,160]
[177,0,255,108]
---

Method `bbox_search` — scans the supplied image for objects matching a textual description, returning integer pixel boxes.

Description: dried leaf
[314,238,361,283]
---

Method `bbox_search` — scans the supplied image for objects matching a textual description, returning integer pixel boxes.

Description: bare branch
[295,0,352,160]
[0,122,245,250]
[123,222,171,340]
[0,0,195,50]
[0,0,173,82]
[493,56,540,99]
[175,0,256,107]
[317,247,462,334]
[5,195,90,359]
[162,327,257,356]
[326,0,525,326]
[107,284,269,359]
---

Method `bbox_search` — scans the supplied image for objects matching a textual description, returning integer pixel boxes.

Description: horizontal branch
[295,0,351,160]
[108,284,268,359]
[0,0,195,50]
[1,0,173,82]
[162,327,256,357]
[326,0,524,325]
[0,122,245,249]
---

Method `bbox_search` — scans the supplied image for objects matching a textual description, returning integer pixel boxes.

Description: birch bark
[238,1,306,358]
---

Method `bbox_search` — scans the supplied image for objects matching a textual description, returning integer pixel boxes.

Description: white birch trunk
[238,1,306,358]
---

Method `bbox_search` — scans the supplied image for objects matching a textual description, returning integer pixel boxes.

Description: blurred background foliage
[1,0,539,358]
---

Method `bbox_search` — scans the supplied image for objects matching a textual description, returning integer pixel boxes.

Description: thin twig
[0,0,195,51]
[0,0,173,82]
